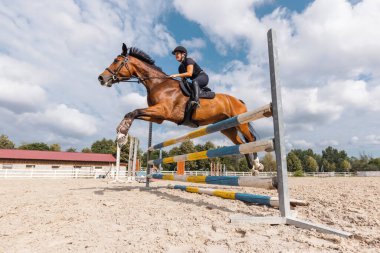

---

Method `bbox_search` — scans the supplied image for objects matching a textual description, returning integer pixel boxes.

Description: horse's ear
[122,43,128,56]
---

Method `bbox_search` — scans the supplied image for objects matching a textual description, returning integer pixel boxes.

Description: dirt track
[0,177,379,252]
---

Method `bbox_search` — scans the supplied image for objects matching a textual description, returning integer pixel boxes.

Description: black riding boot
[191,81,200,108]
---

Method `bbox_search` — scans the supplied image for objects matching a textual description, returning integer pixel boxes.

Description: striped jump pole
[151,174,277,190]
[149,104,272,151]
[148,139,274,166]
[169,185,308,208]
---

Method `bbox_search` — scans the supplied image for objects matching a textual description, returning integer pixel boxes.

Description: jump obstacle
[151,174,276,190]
[168,185,308,208]
[143,29,352,237]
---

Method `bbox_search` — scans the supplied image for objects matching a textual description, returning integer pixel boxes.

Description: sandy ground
[0,177,379,253]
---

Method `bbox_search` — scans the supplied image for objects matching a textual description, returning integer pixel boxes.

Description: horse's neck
[133,61,176,92]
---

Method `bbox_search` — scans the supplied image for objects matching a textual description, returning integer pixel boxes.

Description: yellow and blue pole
[169,185,307,208]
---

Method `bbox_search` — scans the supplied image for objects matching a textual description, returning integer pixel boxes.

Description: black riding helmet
[172,46,187,55]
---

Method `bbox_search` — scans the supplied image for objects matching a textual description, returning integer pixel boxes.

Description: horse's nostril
[98,76,103,82]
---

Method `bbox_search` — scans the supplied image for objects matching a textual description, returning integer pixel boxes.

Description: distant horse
[98,44,264,172]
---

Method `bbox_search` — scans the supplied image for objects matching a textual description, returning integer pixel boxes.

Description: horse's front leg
[116,105,167,135]
[116,111,137,135]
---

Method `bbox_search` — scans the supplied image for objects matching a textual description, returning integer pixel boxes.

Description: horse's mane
[128,47,163,72]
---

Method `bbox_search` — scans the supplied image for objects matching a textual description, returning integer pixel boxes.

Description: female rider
[169,46,209,107]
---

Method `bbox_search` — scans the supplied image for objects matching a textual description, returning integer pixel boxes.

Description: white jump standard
[144,29,352,238]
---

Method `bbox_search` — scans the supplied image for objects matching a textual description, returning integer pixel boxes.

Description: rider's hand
[169,74,177,78]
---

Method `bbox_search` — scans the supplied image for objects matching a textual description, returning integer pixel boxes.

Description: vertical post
[267,29,291,217]
[132,138,139,180]
[127,137,134,180]
[115,143,121,180]
[159,149,162,172]
[146,122,153,187]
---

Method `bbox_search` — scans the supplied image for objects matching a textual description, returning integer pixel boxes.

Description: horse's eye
[113,60,118,64]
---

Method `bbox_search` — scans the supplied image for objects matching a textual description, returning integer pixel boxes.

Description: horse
[98,44,264,173]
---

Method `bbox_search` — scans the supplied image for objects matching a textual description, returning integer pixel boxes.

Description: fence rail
[0,169,356,179]
[0,168,126,179]
[157,171,355,177]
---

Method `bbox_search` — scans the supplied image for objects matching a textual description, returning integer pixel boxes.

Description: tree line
[1,134,379,172]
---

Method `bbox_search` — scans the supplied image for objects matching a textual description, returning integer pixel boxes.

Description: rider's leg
[191,81,200,107]
[191,73,209,107]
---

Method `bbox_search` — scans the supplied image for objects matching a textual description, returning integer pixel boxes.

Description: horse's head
[98,43,134,87]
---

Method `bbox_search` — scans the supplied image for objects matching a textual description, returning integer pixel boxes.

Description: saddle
[178,79,216,128]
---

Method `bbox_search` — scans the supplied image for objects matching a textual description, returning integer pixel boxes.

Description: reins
[105,54,174,84]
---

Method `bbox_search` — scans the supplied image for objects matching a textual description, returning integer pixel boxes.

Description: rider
[169,46,209,107]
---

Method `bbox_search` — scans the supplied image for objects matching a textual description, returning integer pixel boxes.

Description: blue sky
[0,0,379,157]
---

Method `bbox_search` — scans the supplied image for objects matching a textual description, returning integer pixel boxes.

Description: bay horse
[98,44,264,173]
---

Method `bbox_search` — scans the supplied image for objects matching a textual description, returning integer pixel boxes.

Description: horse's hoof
[256,163,265,171]
[117,133,128,146]
[116,119,131,135]
[116,126,129,135]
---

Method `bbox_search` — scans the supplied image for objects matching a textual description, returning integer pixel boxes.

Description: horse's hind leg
[221,127,244,145]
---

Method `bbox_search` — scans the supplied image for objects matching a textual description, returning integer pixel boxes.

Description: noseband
[105,55,135,83]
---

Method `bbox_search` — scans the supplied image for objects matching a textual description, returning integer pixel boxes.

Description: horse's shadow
[70,184,264,216]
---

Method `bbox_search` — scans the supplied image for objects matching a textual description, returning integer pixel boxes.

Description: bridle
[104,54,176,85]
[105,55,136,83]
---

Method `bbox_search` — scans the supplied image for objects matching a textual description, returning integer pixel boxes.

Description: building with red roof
[0,149,117,171]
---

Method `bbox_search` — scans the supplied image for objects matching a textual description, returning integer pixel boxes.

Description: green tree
[286,152,302,172]
[321,146,349,172]
[369,158,380,171]
[81,147,92,153]
[19,142,50,151]
[339,160,351,172]
[304,156,318,172]
[0,134,15,149]
[292,148,318,171]
[49,143,61,151]
[66,147,77,152]
[350,154,380,172]
[195,141,216,171]
[321,159,335,172]
[91,138,116,154]
[261,152,276,172]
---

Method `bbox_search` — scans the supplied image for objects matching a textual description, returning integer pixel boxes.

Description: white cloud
[180,38,206,49]
[121,92,147,109]
[365,135,380,145]
[0,0,178,149]
[173,0,266,56]
[0,79,46,113]
[290,139,315,149]
[320,79,380,111]
[173,0,380,158]
[19,104,97,138]
[350,136,359,144]
[319,140,340,147]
